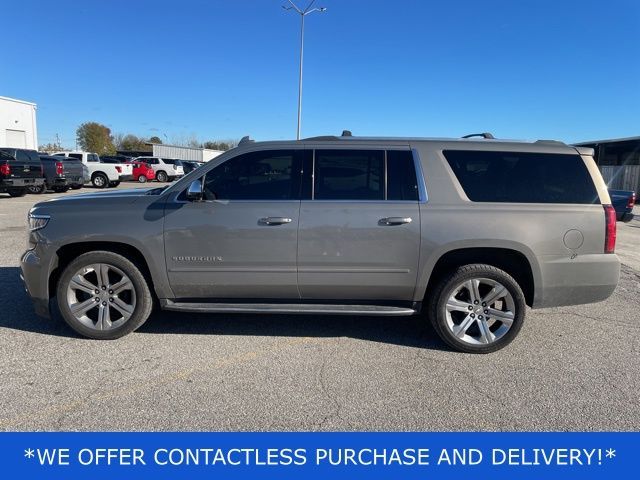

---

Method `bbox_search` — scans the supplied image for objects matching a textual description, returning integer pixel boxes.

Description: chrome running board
[160,299,418,316]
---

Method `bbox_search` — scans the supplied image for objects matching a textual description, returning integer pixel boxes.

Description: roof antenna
[341,130,352,137]
[239,136,254,145]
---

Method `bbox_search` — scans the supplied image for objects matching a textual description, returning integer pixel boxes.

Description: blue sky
[3,0,639,147]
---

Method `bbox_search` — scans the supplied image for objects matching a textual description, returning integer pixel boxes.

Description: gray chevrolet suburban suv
[20,134,620,353]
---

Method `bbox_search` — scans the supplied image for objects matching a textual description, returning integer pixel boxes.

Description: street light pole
[283,0,326,140]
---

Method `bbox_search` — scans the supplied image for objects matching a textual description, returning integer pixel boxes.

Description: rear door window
[443,150,599,204]
[387,150,419,201]
[314,150,384,200]
[69,153,83,160]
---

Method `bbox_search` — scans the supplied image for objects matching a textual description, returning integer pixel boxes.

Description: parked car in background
[0,147,45,197]
[22,134,620,353]
[133,156,184,182]
[129,160,156,183]
[101,155,134,164]
[609,189,635,222]
[30,155,84,193]
[95,156,134,183]
[180,160,203,175]
[52,151,122,188]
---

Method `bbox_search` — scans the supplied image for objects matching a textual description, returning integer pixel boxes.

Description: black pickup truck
[30,155,85,193]
[0,148,45,197]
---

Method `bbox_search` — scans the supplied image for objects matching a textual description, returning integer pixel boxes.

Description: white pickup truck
[53,152,133,188]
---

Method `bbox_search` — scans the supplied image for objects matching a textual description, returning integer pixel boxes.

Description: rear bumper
[1,178,44,188]
[619,212,634,223]
[533,253,620,308]
[48,176,83,187]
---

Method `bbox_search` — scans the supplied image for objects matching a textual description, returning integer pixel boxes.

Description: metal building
[574,136,640,193]
[0,96,38,149]
[152,144,224,162]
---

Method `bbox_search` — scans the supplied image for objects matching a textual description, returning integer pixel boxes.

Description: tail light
[627,192,636,209]
[0,163,10,176]
[55,162,64,176]
[604,205,616,254]
[115,166,122,173]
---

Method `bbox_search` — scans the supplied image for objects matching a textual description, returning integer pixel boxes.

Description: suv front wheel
[56,251,153,339]
[428,264,525,354]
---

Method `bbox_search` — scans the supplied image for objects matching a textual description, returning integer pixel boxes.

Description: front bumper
[20,247,52,318]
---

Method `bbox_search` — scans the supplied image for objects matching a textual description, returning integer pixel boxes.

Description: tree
[76,122,115,154]
[39,142,66,153]
[148,136,163,144]
[202,139,239,151]
[119,134,150,152]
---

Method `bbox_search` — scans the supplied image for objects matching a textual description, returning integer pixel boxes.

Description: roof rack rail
[535,139,566,145]
[302,135,339,141]
[238,136,254,145]
[462,132,495,139]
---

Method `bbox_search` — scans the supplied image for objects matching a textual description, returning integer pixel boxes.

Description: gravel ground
[1,186,638,431]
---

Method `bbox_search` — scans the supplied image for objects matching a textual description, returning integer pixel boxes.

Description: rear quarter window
[443,150,599,204]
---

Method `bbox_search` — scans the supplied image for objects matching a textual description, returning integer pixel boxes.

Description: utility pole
[283,0,326,140]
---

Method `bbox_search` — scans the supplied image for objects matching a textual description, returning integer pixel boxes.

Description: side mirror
[186,179,203,201]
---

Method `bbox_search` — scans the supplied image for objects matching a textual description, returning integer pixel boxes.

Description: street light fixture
[283,0,327,140]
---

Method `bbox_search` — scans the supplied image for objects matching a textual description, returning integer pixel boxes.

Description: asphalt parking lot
[1,184,639,431]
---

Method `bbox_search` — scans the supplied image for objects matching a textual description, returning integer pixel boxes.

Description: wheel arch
[49,241,157,301]
[419,245,540,307]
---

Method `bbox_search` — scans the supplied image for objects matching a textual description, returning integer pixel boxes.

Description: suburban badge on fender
[172,256,223,262]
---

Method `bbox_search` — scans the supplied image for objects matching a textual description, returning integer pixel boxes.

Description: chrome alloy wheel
[66,263,136,331]
[444,277,516,346]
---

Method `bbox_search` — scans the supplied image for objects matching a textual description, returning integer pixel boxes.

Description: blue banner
[2,432,636,479]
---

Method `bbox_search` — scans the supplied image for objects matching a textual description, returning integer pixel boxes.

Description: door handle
[379,217,412,226]
[259,217,293,225]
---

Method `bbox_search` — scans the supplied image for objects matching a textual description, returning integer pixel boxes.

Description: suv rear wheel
[428,264,525,353]
[156,171,168,182]
[56,251,153,339]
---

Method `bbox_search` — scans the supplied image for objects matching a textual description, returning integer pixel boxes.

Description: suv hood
[31,188,166,216]
[43,188,155,203]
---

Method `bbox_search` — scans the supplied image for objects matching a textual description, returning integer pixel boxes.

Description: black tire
[8,187,27,197]
[28,184,46,194]
[55,251,153,340]
[92,173,108,188]
[156,170,168,182]
[109,181,121,188]
[53,186,69,193]
[427,264,525,354]
[137,175,147,183]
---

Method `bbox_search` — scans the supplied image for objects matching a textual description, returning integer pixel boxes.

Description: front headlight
[28,213,50,231]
